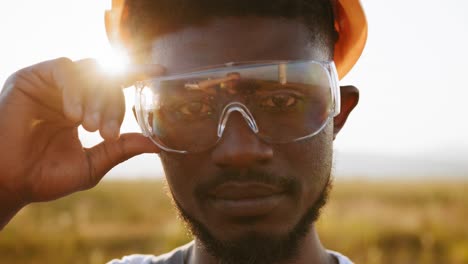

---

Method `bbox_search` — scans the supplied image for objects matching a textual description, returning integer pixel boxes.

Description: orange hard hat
[105,0,367,79]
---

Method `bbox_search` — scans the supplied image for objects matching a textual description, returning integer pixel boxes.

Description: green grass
[1,179,467,264]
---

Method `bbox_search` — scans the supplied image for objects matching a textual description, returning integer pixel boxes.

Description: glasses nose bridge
[217,102,259,138]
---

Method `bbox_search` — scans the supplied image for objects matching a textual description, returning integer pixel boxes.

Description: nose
[212,111,274,168]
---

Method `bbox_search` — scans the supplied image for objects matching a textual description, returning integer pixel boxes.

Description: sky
[0,0,467,178]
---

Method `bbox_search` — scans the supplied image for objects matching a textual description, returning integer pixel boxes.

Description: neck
[189,224,335,264]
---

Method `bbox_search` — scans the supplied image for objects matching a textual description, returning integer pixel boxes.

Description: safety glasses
[135,60,340,154]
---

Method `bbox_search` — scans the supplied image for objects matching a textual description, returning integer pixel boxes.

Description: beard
[172,172,333,264]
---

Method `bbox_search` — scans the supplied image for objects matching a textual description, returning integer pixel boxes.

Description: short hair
[121,0,338,56]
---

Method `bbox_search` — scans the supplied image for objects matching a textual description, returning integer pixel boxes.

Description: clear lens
[135,61,337,153]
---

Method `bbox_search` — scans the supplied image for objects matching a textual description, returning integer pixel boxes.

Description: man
[0,0,367,263]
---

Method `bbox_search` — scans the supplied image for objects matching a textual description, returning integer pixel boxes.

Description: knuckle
[51,58,75,89]
[55,57,75,73]
[52,58,75,77]
[53,57,73,67]
[75,58,99,74]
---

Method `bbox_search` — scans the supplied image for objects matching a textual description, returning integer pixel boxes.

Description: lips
[206,182,287,218]
[209,182,284,199]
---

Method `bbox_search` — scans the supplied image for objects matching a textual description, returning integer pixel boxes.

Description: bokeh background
[0,0,467,263]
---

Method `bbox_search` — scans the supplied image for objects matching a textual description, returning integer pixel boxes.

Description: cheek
[159,153,198,207]
[278,123,333,203]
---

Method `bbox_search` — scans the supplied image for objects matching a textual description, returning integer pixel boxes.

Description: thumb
[85,133,161,183]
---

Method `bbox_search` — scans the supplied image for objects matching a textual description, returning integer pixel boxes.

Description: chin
[171,179,332,264]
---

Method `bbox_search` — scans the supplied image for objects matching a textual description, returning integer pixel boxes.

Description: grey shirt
[107,241,354,264]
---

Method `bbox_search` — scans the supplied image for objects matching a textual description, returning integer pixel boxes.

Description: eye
[259,93,301,111]
[176,101,214,120]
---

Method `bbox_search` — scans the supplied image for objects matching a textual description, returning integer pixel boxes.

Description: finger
[100,88,125,140]
[50,58,83,122]
[75,60,164,131]
[81,86,107,132]
[75,59,100,132]
[75,59,106,132]
[85,133,161,184]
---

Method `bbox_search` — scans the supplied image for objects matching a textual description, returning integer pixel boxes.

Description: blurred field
[1,179,467,264]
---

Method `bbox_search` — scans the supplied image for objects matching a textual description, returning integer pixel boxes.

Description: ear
[333,85,359,139]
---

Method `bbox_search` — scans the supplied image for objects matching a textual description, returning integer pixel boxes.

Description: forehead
[146,17,329,74]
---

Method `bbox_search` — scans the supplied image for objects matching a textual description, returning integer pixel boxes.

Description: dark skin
[0,16,358,264]
[148,17,359,264]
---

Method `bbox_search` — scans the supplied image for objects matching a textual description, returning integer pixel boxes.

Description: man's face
[146,17,335,262]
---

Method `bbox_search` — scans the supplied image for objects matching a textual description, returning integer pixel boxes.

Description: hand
[0,58,164,229]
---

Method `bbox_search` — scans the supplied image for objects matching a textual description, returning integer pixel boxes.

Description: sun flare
[97,46,130,75]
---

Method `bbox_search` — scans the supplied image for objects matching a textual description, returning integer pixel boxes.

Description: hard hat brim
[105,0,368,80]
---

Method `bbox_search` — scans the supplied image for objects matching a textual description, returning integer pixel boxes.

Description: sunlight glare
[97,46,130,75]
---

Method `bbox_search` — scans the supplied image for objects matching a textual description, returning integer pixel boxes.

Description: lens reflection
[137,61,334,152]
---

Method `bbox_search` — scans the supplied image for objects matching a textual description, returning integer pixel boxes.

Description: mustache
[195,169,300,198]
